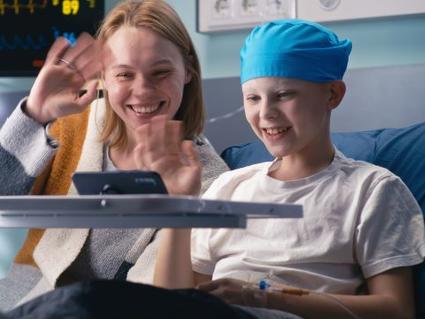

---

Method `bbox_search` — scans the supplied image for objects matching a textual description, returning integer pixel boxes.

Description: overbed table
[0,195,302,228]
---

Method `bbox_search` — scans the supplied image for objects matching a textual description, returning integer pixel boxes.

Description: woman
[0,0,228,311]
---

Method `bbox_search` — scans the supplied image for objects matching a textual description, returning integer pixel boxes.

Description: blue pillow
[221,129,380,169]
[220,122,425,317]
[372,123,425,317]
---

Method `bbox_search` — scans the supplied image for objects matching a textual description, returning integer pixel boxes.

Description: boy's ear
[327,81,346,110]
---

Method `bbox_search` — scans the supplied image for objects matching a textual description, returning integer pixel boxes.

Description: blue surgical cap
[240,19,352,84]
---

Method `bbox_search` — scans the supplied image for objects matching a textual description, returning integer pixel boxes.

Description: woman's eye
[153,70,171,78]
[116,72,133,79]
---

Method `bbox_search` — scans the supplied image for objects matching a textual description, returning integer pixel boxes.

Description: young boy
[135,20,425,319]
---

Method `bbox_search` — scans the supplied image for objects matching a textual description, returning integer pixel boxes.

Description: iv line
[207,106,244,123]
[258,279,363,319]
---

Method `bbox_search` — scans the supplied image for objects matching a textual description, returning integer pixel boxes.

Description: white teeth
[130,105,159,114]
[264,127,288,135]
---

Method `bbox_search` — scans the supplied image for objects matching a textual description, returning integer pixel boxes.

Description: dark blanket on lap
[4,280,254,319]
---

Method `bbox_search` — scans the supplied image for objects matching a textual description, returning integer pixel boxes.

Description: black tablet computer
[72,171,168,195]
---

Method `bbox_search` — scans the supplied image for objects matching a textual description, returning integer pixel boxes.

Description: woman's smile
[127,101,166,118]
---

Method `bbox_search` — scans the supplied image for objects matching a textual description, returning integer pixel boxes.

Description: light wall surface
[1,0,425,92]
[172,1,425,79]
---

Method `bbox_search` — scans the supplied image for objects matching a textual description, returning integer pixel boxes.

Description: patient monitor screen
[0,0,104,76]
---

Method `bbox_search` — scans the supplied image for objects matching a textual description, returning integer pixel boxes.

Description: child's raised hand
[25,32,102,124]
[133,115,202,196]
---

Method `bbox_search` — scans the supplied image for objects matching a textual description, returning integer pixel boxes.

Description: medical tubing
[207,106,244,123]
[257,279,363,319]
[311,291,363,319]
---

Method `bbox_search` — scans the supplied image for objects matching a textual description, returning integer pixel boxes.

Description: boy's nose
[259,101,279,120]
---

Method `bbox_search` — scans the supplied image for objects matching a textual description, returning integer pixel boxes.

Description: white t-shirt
[191,150,425,294]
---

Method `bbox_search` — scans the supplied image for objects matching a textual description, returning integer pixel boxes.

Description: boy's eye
[245,95,260,102]
[277,91,294,99]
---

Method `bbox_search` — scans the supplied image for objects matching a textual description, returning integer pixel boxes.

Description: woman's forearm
[153,228,195,289]
[0,101,56,195]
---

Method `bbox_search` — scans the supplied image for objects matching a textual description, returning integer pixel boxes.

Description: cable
[257,279,363,319]
[206,106,244,123]
[312,292,363,319]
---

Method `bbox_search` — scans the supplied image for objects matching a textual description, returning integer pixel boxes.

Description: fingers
[61,32,95,65]
[197,278,230,292]
[46,33,94,67]
[133,117,162,170]
[77,80,99,107]
[197,279,247,305]
[143,116,184,160]
[79,57,103,82]
[45,37,71,65]
[133,116,188,170]
[145,115,168,163]
[51,33,101,82]
[182,140,200,167]
[197,281,215,292]
[73,36,104,81]
[134,143,146,170]
[133,124,149,170]
[166,121,183,155]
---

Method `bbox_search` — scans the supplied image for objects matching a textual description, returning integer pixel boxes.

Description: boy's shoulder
[334,149,398,183]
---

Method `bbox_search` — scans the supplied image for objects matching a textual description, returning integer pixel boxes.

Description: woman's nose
[131,75,154,94]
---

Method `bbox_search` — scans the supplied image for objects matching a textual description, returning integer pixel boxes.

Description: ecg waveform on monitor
[0,0,102,75]
[0,0,48,14]
[0,27,78,50]
[0,0,94,15]
[0,34,49,50]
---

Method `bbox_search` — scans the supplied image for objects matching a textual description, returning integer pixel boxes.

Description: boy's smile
[263,126,292,137]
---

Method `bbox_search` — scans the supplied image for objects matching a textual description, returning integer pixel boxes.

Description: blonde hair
[97,0,204,148]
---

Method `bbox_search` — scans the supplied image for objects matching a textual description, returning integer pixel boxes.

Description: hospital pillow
[220,121,425,318]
